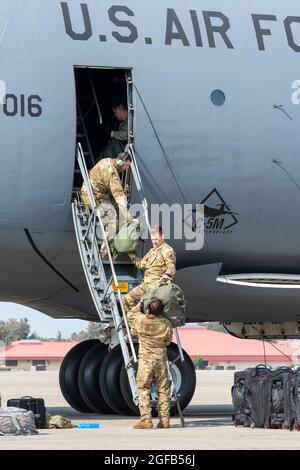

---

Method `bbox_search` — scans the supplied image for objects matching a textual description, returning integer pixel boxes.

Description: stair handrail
[127,144,185,363]
[76,143,137,365]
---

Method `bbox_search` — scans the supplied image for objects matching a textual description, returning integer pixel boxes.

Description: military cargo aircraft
[1,0,300,414]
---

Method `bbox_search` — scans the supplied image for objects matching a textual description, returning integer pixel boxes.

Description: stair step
[93,283,104,290]
[102,260,133,265]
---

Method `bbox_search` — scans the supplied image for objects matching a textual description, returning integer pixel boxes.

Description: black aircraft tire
[59,339,99,413]
[99,345,136,416]
[167,343,196,415]
[78,342,114,414]
[119,366,139,415]
[120,342,196,417]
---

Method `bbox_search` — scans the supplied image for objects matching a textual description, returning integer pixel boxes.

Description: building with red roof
[175,328,300,369]
[0,340,77,371]
[1,329,299,371]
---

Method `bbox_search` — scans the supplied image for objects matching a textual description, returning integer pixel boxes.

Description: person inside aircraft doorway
[81,152,132,258]
[123,226,176,315]
[103,101,128,158]
[126,297,173,429]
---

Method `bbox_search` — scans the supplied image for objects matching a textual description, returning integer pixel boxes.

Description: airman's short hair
[115,152,132,167]
[112,100,128,111]
[150,226,163,237]
[148,298,164,316]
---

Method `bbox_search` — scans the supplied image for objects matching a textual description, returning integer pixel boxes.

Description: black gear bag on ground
[287,370,300,431]
[232,365,271,428]
[232,368,252,427]
[7,396,46,429]
[246,365,271,428]
[264,367,292,429]
[232,365,295,430]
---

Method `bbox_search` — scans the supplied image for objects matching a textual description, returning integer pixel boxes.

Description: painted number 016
[3,94,42,117]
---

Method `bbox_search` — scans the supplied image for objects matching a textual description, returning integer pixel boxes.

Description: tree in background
[70,322,101,341]
[193,356,205,369]
[0,318,31,344]
[0,319,65,343]
[56,331,63,341]
[28,331,39,340]
[0,318,101,343]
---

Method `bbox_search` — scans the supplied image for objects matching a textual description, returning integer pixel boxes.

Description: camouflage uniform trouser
[96,199,119,257]
[102,137,126,159]
[81,190,118,257]
[123,279,159,315]
[123,282,150,314]
[137,357,171,424]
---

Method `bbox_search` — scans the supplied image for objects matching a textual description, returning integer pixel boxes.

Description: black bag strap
[273,367,292,372]
[256,364,272,370]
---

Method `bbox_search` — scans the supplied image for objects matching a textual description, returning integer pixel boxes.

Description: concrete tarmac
[0,370,299,450]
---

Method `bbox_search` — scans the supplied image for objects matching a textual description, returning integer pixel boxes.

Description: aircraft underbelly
[0,228,299,323]
[0,0,300,324]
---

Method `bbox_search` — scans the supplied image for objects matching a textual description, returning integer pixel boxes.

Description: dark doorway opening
[73,67,132,190]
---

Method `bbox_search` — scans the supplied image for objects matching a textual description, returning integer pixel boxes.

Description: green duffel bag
[112,219,141,254]
[142,282,186,328]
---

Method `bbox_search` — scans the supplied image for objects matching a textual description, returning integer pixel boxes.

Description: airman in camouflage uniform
[126,298,173,429]
[123,227,176,315]
[102,102,128,158]
[81,154,131,257]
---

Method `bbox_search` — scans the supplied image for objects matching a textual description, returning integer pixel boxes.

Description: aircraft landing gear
[59,340,196,416]
[119,343,196,416]
[99,345,136,415]
[78,342,112,413]
[59,339,99,413]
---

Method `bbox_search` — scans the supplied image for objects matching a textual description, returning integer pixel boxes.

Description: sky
[0,303,89,339]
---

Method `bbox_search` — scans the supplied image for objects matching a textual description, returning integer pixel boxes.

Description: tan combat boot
[133,421,153,429]
[157,420,170,429]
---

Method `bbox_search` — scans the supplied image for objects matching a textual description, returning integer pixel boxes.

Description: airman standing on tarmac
[81,153,132,258]
[123,226,176,314]
[126,297,173,429]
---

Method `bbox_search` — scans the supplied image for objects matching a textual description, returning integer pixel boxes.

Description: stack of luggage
[232,365,300,430]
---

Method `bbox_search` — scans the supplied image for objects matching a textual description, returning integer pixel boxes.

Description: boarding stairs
[72,142,185,414]
[72,143,144,404]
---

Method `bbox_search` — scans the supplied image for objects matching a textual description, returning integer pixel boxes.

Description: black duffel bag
[232,368,252,427]
[265,367,293,430]
[7,396,46,429]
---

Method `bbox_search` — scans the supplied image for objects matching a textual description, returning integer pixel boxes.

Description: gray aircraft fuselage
[1,0,300,324]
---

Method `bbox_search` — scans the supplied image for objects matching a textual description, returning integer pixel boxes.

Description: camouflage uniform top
[127,309,173,359]
[130,242,176,284]
[111,117,128,142]
[83,158,125,204]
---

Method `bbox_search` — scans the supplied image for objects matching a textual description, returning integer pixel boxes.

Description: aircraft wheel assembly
[59,339,99,413]
[119,342,196,417]
[99,345,136,416]
[60,341,196,417]
[78,342,114,414]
